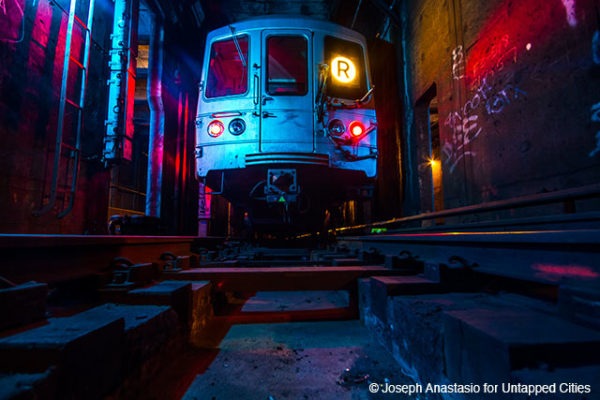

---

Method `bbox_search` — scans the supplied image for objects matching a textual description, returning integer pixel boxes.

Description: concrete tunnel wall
[397,0,600,218]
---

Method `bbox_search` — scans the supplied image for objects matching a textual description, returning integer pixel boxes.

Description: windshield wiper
[228,25,246,68]
[329,86,376,109]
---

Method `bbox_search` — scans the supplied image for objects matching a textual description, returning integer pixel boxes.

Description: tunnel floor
[137,292,413,400]
[3,238,599,400]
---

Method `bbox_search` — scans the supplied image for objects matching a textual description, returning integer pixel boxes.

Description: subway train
[195,16,377,231]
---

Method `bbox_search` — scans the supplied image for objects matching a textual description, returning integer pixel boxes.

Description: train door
[259,30,314,152]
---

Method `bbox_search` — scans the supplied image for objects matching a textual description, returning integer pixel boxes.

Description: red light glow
[349,121,365,137]
[207,120,224,137]
[532,264,599,280]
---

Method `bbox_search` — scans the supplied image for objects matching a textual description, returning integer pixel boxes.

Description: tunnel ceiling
[149,0,397,40]
[201,0,341,22]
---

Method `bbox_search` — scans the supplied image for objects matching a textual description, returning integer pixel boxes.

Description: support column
[146,18,164,217]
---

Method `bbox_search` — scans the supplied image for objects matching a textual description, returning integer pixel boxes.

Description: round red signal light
[207,120,224,137]
[348,121,365,138]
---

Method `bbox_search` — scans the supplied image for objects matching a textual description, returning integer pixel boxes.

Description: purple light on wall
[0,0,25,43]
[560,0,577,27]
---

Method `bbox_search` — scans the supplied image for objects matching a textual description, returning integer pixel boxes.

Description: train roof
[206,15,367,44]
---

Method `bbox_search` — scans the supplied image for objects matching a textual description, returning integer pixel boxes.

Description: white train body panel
[195,16,377,220]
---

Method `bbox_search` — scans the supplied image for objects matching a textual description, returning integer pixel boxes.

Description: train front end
[195,17,377,229]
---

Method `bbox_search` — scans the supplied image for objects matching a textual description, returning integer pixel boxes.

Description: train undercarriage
[204,164,374,233]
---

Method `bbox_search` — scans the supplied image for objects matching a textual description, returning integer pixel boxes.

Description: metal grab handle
[253,74,259,106]
[262,111,276,118]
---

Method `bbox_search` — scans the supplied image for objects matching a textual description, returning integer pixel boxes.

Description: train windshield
[324,36,367,100]
[205,35,249,98]
[267,36,308,95]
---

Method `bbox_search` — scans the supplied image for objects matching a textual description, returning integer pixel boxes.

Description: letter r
[337,60,350,79]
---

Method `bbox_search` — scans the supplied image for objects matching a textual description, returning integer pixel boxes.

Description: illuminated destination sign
[331,56,356,83]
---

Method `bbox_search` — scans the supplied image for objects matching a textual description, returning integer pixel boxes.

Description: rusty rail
[336,183,600,234]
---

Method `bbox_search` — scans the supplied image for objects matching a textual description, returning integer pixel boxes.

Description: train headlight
[349,121,365,138]
[328,119,345,136]
[207,120,224,137]
[228,118,246,135]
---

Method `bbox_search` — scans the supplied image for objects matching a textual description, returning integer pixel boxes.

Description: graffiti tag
[560,0,577,27]
[452,45,465,80]
[443,73,527,172]
[485,84,528,114]
[470,34,517,87]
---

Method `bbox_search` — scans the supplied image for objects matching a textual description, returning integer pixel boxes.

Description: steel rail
[339,229,600,288]
[336,183,600,234]
[0,235,223,284]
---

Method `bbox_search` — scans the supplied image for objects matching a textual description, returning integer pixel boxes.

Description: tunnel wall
[158,31,200,236]
[0,0,200,234]
[0,0,114,234]
[370,38,404,221]
[399,0,600,218]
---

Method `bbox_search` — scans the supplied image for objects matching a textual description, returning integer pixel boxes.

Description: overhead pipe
[350,0,363,29]
[145,17,165,218]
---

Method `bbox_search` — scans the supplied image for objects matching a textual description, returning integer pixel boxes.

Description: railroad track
[0,230,598,399]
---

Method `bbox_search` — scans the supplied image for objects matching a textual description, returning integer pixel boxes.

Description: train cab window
[205,36,249,98]
[324,36,367,100]
[267,36,308,95]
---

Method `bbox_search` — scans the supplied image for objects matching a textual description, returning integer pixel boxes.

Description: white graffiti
[560,0,578,27]
[590,102,600,157]
[442,110,481,173]
[485,84,528,114]
[462,77,493,115]
[443,74,527,172]
[452,45,465,80]
[470,35,517,87]
[444,34,528,173]
[593,31,600,65]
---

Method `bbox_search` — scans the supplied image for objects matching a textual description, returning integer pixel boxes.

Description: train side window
[324,36,367,100]
[205,36,249,98]
[266,36,308,95]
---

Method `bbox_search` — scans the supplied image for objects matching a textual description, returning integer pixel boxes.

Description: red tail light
[348,121,365,138]
[207,120,224,137]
